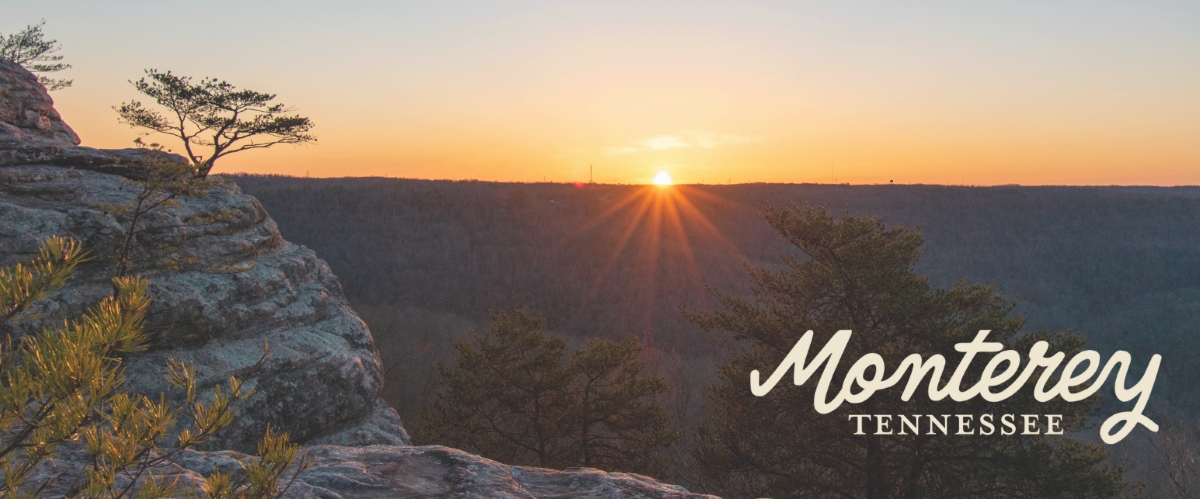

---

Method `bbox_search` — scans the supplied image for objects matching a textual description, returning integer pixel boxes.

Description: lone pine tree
[115,70,315,179]
[689,204,1126,499]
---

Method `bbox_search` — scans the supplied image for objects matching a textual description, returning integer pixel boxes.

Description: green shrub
[0,237,305,498]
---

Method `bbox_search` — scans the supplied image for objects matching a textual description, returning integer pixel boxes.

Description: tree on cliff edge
[689,204,1127,498]
[0,21,72,91]
[115,70,315,179]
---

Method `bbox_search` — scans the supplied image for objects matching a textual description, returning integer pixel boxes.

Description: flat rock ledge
[25,445,715,499]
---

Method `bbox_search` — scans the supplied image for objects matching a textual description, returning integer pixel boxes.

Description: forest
[231,175,1200,493]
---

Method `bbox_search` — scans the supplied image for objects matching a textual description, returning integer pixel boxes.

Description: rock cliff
[0,58,714,497]
[0,163,410,451]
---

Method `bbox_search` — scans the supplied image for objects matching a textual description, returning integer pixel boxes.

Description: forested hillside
[230,175,1200,428]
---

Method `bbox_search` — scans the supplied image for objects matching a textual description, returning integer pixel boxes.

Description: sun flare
[559,179,747,335]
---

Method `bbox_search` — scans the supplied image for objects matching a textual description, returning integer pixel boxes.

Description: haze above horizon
[9,1,1199,185]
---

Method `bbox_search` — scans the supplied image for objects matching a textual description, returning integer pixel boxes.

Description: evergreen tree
[115,71,315,179]
[0,21,72,91]
[690,204,1126,498]
[569,336,678,476]
[422,310,572,468]
[0,237,304,498]
[421,309,677,476]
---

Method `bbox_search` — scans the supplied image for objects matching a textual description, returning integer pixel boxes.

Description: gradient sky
[7,1,1199,184]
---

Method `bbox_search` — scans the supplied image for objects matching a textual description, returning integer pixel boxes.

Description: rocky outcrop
[0,59,713,497]
[1,55,406,452]
[0,58,181,176]
[0,58,78,145]
[25,445,714,499]
[0,164,409,451]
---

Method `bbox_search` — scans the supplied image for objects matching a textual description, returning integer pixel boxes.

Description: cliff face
[0,59,714,497]
[0,164,410,451]
[1,57,406,451]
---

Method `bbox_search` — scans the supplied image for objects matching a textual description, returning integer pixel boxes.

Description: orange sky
[11,2,1200,185]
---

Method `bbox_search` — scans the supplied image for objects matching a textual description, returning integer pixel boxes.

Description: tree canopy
[689,204,1127,498]
[0,21,72,91]
[116,70,315,179]
[420,309,678,477]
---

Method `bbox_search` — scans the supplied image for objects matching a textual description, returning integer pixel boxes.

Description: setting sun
[652,171,673,186]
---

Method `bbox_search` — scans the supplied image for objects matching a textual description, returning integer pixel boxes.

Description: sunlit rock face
[0,59,407,451]
[0,57,79,145]
[0,164,410,451]
[0,59,712,498]
[0,58,182,174]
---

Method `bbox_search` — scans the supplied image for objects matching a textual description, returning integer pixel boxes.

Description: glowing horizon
[9,2,1200,186]
[652,171,674,186]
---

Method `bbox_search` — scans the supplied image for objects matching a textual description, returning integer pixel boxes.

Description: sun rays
[550,181,750,333]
